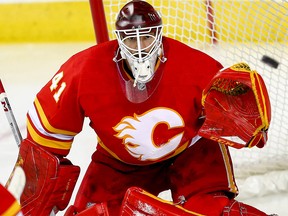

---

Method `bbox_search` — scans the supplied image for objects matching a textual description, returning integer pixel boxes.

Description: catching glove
[198,63,271,149]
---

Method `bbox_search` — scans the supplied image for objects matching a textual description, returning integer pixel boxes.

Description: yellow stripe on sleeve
[2,201,21,216]
[34,97,77,136]
[27,119,73,150]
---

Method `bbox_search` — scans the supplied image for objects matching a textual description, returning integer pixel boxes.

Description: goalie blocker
[198,63,271,149]
[17,139,80,215]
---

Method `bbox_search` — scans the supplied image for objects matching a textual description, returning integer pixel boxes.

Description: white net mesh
[101,0,288,195]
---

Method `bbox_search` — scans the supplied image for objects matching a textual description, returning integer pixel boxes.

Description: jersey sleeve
[26,56,85,156]
[0,183,21,216]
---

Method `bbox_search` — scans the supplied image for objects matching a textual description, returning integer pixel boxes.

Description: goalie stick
[0,79,22,147]
[0,79,57,216]
[0,79,24,190]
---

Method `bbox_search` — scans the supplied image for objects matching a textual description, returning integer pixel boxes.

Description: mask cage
[114,25,163,63]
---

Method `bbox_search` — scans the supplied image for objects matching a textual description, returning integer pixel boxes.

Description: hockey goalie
[7,0,273,215]
[11,62,272,216]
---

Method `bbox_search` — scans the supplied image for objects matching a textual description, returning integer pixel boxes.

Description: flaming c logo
[113,107,185,161]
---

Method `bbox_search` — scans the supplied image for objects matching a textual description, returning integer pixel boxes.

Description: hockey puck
[261,55,279,69]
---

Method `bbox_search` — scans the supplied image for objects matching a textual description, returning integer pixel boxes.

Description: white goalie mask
[112,0,167,103]
[114,25,163,87]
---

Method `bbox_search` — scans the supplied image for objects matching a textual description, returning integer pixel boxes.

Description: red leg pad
[64,203,109,216]
[120,187,202,216]
[223,199,268,216]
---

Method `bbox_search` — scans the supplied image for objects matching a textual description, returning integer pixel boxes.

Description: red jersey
[0,184,21,215]
[26,37,223,165]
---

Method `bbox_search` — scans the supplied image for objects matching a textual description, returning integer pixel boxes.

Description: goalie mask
[113,0,166,103]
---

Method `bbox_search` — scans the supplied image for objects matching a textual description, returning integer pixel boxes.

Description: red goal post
[89,0,288,199]
[89,0,109,44]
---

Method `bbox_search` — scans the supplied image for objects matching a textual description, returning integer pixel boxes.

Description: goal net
[93,0,288,199]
